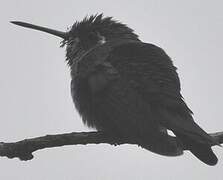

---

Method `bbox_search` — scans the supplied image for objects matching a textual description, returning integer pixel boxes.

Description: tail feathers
[174,132,218,166]
[190,144,218,166]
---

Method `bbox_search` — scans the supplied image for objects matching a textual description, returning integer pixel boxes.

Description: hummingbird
[11,14,219,165]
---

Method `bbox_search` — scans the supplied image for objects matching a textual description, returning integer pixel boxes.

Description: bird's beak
[10,21,68,40]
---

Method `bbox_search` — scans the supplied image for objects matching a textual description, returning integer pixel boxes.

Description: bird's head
[11,14,139,66]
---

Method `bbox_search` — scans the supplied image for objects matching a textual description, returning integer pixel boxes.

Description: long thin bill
[11,21,68,39]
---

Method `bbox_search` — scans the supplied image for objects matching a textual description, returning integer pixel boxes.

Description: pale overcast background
[0,0,223,179]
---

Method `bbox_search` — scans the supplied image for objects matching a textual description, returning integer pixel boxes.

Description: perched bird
[11,14,219,165]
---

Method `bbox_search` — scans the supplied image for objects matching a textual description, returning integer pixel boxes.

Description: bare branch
[0,131,222,161]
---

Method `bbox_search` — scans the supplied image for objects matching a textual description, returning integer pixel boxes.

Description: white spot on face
[167,129,176,137]
[99,36,106,44]
[98,34,106,44]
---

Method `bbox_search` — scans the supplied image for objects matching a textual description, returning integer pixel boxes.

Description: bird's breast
[70,75,108,128]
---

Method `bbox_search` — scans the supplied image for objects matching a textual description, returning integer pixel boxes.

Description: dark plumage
[11,14,219,165]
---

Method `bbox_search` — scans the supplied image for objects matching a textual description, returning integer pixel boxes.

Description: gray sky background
[0,0,223,179]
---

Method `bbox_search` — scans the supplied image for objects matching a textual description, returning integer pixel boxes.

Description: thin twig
[0,131,222,161]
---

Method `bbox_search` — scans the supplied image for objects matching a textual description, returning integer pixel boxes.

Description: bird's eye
[88,32,98,41]
[68,37,79,46]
